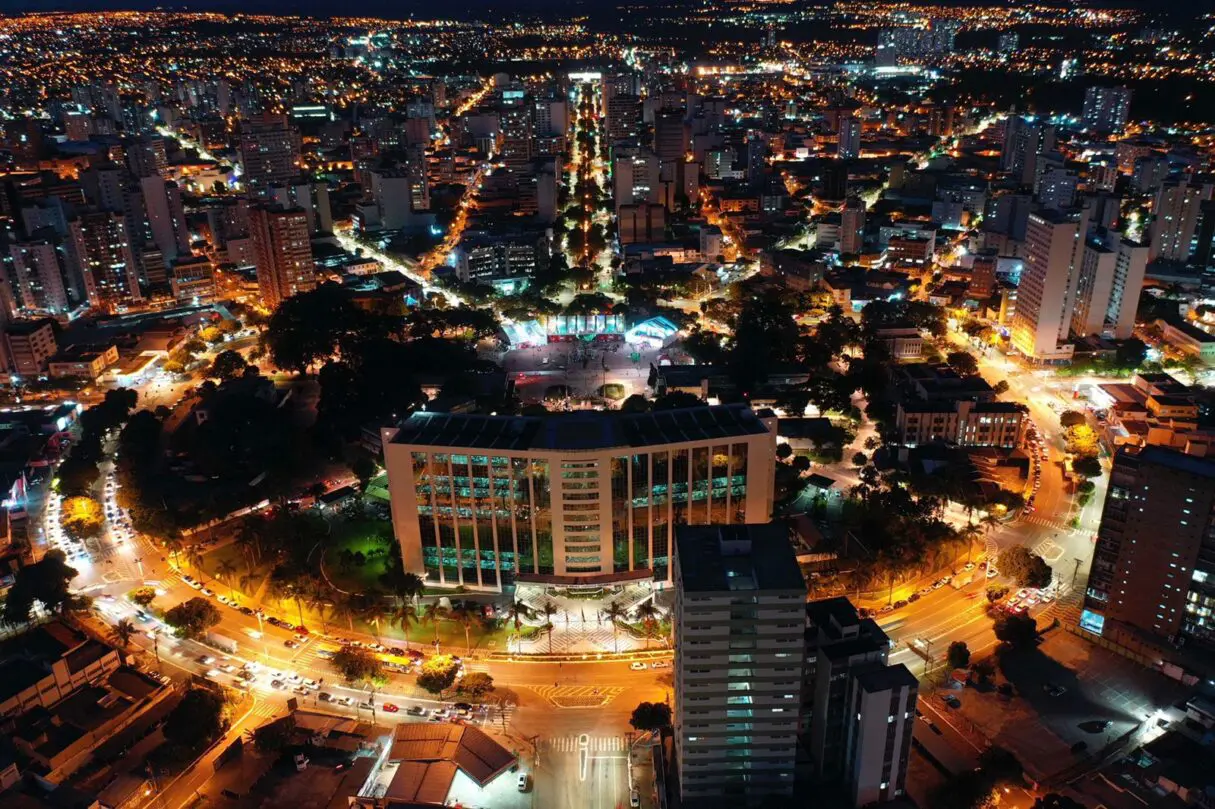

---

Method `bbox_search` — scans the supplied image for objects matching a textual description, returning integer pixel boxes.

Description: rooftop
[675,523,806,594]
[853,662,919,693]
[393,404,770,452]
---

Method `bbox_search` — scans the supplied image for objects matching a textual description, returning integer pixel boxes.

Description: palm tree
[451,605,476,654]
[305,587,331,633]
[185,545,206,577]
[395,602,418,650]
[421,603,449,651]
[505,598,533,631]
[216,558,239,597]
[540,602,558,654]
[331,594,358,632]
[959,523,983,566]
[360,591,389,642]
[601,600,628,653]
[399,572,425,603]
[163,536,184,569]
[110,618,137,658]
[633,601,660,650]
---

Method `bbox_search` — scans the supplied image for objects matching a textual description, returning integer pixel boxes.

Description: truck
[205,632,239,654]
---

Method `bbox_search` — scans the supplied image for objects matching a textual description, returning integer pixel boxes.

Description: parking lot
[955,630,1186,780]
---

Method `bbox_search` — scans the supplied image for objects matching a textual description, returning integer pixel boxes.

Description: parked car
[517,773,530,792]
[382,703,399,713]
[650,660,671,669]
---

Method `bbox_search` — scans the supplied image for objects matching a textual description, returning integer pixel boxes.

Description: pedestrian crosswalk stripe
[543,735,626,752]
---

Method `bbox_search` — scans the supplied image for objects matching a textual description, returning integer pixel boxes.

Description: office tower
[81,161,127,212]
[1150,179,1211,263]
[140,176,191,261]
[248,204,314,309]
[8,238,74,313]
[270,180,333,235]
[803,598,916,805]
[368,169,421,231]
[1038,167,1077,211]
[498,88,535,176]
[239,114,302,196]
[617,203,666,244]
[67,211,141,311]
[613,146,659,211]
[533,98,568,137]
[969,249,997,299]
[841,196,865,254]
[1071,237,1117,338]
[654,110,688,164]
[673,523,806,807]
[837,114,861,161]
[1193,200,1215,269]
[1081,86,1132,134]
[1001,116,1056,185]
[822,163,848,203]
[125,135,167,178]
[1085,446,1215,648]
[382,405,778,590]
[1009,209,1087,362]
[1131,155,1170,194]
[605,94,642,145]
[1106,236,1148,339]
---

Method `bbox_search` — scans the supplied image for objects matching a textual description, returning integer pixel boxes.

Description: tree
[1073,456,1102,479]
[946,351,980,376]
[998,546,1053,589]
[163,688,226,753]
[947,641,971,669]
[652,391,705,411]
[451,604,477,653]
[629,701,673,732]
[332,644,386,685]
[776,443,794,461]
[416,654,459,694]
[250,715,296,755]
[110,618,137,655]
[456,672,496,701]
[61,496,104,539]
[994,613,1038,648]
[3,550,79,624]
[1059,410,1087,428]
[852,451,868,468]
[421,602,449,650]
[620,394,651,413]
[993,380,1010,395]
[985,584,1009,603]
[208,349,248,381]
[163,597,222,639]
[56,455,100,497]
[128,586,157,607]
[506,598,533,630]
[1114,337,1147,370]
[351,457,378,490]
[601,600,628,653]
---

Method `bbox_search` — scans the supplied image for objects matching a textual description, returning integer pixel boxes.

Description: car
[358,701,375,711]
[408,705,426,716]
[630,790,640,808]
[987,567,999,579]
[1045,684,1067,697]
[270,679,286,690]
[293,686,310,695]
[1040,591,1055,604]
[318,692,333,702]
[201,587,215,597]
[1012,604,1028,615]
[963,562,976,572]
[286,672,302,683]
[939,694,961,709]
[908,593,921,603]
[302,679,319,689]
[284,640,299,649]
[216,595,230,606]
[240,606,255,616]
[184,579,202,590]
[893,599,908,609]
[918,586,934,596]
[517,773,530,792]
[266,616,282,627]
[206,669,222,679]
[336,696,354,706]
[293,634,309,644]
[431,709,450,721]
[219,663,237,673]
[316,650,336,660]
[382,703,399,713]
[931,580,945,590]
[939,576,952,586]
[134,610,152,622]
[650,660,671,669]
[1016,589,1031,601]
[197,654,216,665]
[388,647,407,657]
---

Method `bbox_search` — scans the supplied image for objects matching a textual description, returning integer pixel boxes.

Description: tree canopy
[3,549,79,624]
[416,654,460,694]
[999,546,1053,589]
[629,701,673,732]
[332,644,387,686]
[163,597,222,639]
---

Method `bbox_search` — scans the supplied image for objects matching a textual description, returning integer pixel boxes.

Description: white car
[650,660,671,669]
[630,662,647,671]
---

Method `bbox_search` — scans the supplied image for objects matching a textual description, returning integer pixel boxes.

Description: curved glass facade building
[383,404,777,592]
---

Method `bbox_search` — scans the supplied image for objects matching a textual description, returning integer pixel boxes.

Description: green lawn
[322,518,394,594]
[365,473,390,504]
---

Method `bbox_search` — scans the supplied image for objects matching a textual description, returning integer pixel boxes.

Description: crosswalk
[1021,514,1072,532]
[543,735,628,753]
[525,685,625,708]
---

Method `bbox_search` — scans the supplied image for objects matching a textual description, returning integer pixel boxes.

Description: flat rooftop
[675,523,806,594]
[393,403,769,452]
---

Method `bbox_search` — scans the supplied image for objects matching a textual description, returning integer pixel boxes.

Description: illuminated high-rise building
[248,204,314,309]
[239,114,302,196]
[67,211,141,311]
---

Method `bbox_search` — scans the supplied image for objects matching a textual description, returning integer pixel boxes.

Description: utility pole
[1071,557,1084,587]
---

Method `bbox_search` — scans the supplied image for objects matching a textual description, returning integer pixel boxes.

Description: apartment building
[895,400,1026,448]
[673,523,806,806]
